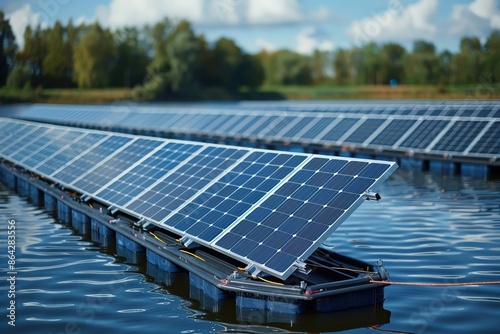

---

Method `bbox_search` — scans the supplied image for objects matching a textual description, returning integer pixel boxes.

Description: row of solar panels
[18,104,500,160]
[0,118,396,279]
[239,101,500,117]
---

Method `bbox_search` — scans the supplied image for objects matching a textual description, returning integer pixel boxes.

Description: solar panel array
[17,103,500,162]
[0,118,396,279]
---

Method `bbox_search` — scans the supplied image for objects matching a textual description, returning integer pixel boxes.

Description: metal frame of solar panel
[18,103,500,163]
[0,117,396,279]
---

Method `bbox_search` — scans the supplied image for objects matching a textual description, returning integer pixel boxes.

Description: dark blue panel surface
[73,138,162,194]
[53,135,131,184]
[321,118,359,142]
[370,119,417,146]
[399,120,449,149]
[96,142,202,206]
[36,133,106,176]
[22,130,76,168]
[216,157,392,277]
[470,121,499,154]
[432,121,488,152]
[127,146,248,222]
[164,151,306,241]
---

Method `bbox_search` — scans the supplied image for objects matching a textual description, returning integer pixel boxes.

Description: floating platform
[0,118,396,325]
[0,162,390,321]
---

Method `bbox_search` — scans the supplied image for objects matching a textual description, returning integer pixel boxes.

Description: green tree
[0,11,16,86]
[380,43,406,85]
[273,50,312,85]
[42,21,72,87]
[111,27,149,87]
[404,40,440,84]
[143,20,201,99]
[333,48,351,85]
[484,30,500,83]
[73,23,115,88]
[6,64,30,89]
[450,37,483,84]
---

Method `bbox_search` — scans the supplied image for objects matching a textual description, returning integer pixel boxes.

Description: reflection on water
[1,169,499,333]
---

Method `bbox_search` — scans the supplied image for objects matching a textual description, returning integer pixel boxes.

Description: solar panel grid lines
[432,120,489,153]
[361,118,393,147]
[468,120,500,155]
[162,151,309,246]
[94,141,204,209]
[21,129,72,168]
[34,132,101,176]
[119,144,216,220]
[90,139,169,197]
[212,156,397,279]
[48,134,115,182]
[134,146,252,224]
[11,128,56,163]
[0,122,30,147]
[424,119,458,153]
[463,120,496,155]
[334,118,368,144]
[71,137,163,194]
[1,123,41,157]
[311,116,345,144]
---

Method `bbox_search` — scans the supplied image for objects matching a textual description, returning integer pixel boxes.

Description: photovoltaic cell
[302,117,336,139]
[469,121,500,154]
[95,142,203,207]
[398,120,449,149]
[72,138,162,194]
[344,119,385,143]
[321,118,359,142]
[164,152,306,242]
[52,135,130,184]
[370,119,417,146]
[215,157,394,278]
[36,133,106,176]
[432,121,488,152]
[125,146,248,223]
[22,130,82,169]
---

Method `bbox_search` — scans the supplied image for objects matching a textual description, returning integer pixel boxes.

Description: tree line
[0,11,499,100]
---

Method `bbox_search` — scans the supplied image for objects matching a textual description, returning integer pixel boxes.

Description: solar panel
[161,152,306,242]
[370,119,417,146]
[0,118,397,280]
[214,157,395,278]
[53,135,132,184]
[398,120,449,150]
[37,133,108,176]
[16,102,500,163]
[124,146,248,223]
[344,119,385,144]
[95,142,203,206]
[469,121,500,154]
[22,130,80,169]
[431,121,489,153]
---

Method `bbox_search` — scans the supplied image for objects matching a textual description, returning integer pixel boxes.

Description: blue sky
[2,0,499,53]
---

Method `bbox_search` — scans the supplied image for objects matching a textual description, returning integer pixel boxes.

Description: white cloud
[95,0,331,28]
[246,0,303,25]
[296,27,334,55]
[347,0,438,45]
[97,0,205,28]
[450,0,500,36]
[6,4,42,49]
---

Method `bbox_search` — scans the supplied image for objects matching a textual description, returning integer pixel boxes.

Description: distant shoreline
[1,84,498,105]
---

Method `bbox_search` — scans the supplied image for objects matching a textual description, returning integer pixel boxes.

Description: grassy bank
[259,84,500,100]
[1,84,498,105]
[0,88,131,105]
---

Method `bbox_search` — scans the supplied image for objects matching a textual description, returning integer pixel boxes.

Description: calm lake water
[1,168,499,334]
